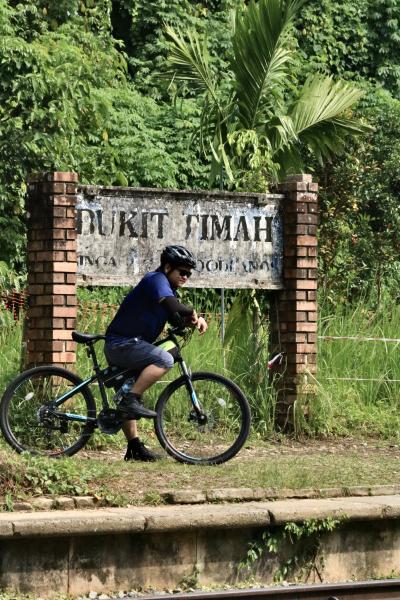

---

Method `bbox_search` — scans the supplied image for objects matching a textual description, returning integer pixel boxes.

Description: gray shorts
[104,337,174,371]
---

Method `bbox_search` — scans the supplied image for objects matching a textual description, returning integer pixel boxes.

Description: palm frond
[289,75,370,137]
[286,75,372,165]
[231,0,304,130]
[163,25,218,101]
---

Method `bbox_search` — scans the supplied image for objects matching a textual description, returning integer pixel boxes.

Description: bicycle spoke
[1,367,96,457]
[156,372,250,464]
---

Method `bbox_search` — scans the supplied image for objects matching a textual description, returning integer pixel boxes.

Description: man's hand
[191,311,208,335]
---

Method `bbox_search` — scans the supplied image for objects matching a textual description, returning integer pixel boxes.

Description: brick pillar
[270,174,318,430]
[25,172,78,368]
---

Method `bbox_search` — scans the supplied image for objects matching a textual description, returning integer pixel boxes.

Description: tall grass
[1,295,400,442]
[312,300,400,439]
[0,309,22,395]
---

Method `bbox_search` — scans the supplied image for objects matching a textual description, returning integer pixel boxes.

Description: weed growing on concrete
[239,517,343,584]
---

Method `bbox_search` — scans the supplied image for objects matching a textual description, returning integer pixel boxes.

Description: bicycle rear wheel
[154,371,251,465]
[0,366,96,457]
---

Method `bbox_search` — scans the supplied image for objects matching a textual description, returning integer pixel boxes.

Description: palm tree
[163,0,370,188]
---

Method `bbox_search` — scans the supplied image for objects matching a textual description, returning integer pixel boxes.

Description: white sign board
[76,186,283,289]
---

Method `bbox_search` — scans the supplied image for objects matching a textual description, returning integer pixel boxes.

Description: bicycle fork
[179,359,203,416]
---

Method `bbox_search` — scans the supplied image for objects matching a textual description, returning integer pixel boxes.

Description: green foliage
[240,517,342,583]
[317,85,400,304]
[296,0,400,96]
[163,0,368,188]
[111,0,236,97]
[0,0,207,267]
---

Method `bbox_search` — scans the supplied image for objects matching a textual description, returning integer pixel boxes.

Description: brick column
[25,172,78,368]
[270,174,318,430]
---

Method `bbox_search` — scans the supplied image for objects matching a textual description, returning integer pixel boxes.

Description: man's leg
[123,363,171,461]
[122,364,169,439]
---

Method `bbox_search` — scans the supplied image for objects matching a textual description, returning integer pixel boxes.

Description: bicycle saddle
[72,331,106,344]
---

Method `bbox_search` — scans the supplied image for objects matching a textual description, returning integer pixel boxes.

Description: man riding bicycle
[104,245,208,462]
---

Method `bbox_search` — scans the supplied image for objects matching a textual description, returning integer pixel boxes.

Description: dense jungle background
[0,0,399,303]
[1,0,400,441]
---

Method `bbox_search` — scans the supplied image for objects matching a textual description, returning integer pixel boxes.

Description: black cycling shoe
[124,440,162,462]
[117,393,157,419]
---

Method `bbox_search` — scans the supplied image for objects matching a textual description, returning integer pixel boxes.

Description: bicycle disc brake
[97,408,124,434]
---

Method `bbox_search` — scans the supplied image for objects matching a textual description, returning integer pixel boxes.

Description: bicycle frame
[49,328,204,426]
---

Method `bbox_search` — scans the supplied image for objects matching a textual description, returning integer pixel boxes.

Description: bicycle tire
[154,371,251,465]
[0,366,96,457]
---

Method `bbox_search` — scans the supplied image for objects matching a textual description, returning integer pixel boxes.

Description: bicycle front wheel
[0,366,96,457]
[155,371,251,465]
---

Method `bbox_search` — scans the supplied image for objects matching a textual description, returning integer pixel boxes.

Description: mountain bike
[0,327,251,465]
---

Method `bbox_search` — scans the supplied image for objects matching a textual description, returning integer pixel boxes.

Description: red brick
[297,214,318,225]
[53,217,75,229]
[37,251,65,262]
[65,341,77,352]
[308,182,318,192]
[53,206,66,218]
[288,322,317,332]
[66,274,76,284]
[53,262,78,273]
[279,181,308,192]
[49,182,66,194]
[50,240,76,251]
[66,251,76,262]
[66,183,78,194]
[308,269,318,278]
[285,291,306,300]
[297,235,317,246]
[280,311,307,322]
[285,224,308,235]
[49,352,76,363]
[307,291,317,301]
[307,225,317,235]
[284,268,308,279]
[66,207,76,218]
[66,230,77,240]
[308,247,318,257]
[46,172,78,183]
[297,258,317,269]
[307,312,318,321]
[292,280,317,290]
[66,296,77,306]
[51,329,75,340]
[286,203,307,214]
[295,301,317,312]
[298,193,318,203]
[52,195,77,207]
[281,333,307,343]
[53,307,76,318]
[53,284,76,295]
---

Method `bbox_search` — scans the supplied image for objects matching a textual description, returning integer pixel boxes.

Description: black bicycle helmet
[160,245,196,269]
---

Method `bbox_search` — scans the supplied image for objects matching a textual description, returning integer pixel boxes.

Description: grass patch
[1,437,399,507]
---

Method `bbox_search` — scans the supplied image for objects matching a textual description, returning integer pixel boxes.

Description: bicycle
[0,327,251,465]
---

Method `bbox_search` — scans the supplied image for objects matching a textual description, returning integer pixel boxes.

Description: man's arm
[160,297,207,334]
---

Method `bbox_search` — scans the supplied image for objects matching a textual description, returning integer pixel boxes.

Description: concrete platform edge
[1,495,400,539]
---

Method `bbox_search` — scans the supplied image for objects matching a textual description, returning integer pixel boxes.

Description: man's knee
[154,349,174,370]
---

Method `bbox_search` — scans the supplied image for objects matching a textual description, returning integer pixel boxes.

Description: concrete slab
[0,495,400,539]
[0,508,146,538]
[268,495,400,525]
[143,503,271,532]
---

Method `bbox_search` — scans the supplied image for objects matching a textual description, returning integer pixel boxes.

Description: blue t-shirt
[106,271,175,343]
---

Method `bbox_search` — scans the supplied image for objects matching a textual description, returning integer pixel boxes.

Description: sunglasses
[178,269,192,278]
